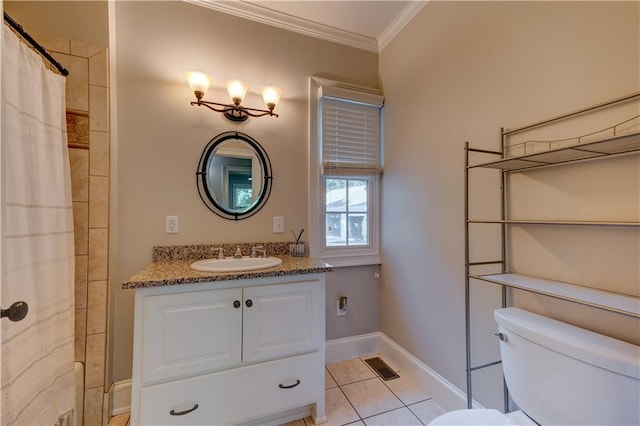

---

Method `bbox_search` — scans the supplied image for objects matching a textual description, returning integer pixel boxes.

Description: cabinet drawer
[141,287,243,383]
[138,352,324,425]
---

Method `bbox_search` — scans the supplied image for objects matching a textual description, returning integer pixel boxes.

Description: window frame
[309,77,383,267]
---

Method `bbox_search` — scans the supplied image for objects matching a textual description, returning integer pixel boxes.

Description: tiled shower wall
[38,33,110,426]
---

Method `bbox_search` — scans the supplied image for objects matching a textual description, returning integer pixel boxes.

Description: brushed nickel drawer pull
[170,404,199,416]
[279,379,301,389]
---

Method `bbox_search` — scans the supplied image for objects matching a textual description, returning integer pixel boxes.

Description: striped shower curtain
[1,24,76,425]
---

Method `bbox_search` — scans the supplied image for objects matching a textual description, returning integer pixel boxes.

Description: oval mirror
[197,131,272,220]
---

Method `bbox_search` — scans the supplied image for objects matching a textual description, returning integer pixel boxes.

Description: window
[309,77,383,267]
[325,178,370,247]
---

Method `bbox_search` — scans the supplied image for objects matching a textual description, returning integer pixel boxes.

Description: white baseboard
[110,379,131,416]
[377,333,475,411]
[326,332,475,412]
[325,332,380,363]
[112,332,473,416]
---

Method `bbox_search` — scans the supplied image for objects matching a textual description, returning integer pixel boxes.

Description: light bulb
[225,79,249,105]
[261,86,283,110]
[185,71,211,100]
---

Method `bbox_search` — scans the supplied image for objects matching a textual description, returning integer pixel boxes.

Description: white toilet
[430,307,640,425]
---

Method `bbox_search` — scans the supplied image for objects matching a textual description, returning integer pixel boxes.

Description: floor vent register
[364,357,400,381]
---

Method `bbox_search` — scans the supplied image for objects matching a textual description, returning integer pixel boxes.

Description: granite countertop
[122,243,332,289]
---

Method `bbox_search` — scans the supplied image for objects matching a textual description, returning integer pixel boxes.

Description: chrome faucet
[251,245,267,258]
[233,245,243,259]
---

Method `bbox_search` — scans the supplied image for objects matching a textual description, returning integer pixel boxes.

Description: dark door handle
[233,300,241,309]
[169,404,199,416]
[245,299,253,308]
[279,379,301,389]
[1,301,28,322]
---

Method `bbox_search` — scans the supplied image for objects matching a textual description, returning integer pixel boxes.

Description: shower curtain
[1,25,76,425]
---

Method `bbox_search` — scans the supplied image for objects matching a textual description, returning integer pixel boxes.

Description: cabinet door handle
[278,379,301,389]
[233,300,241,309]
[245,299,253,308]
[169,404,199,416]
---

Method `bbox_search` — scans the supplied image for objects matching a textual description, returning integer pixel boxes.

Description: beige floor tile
[363,407,422,426]
[341,378,403,419]
[315,387,360,426]
[326,368,338,389]
[280,418,306,426]
[306,417,364,426]
[108,413,130,426]
[408,399,446,424]
[383,375,430,405]
[326,358,376,386]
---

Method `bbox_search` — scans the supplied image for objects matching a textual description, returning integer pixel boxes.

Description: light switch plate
[273,216,284,233]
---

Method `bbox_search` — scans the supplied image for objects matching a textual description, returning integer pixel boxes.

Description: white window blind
[321,92,383,176]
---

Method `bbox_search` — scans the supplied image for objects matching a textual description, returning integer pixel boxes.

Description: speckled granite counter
[122,243,332,289]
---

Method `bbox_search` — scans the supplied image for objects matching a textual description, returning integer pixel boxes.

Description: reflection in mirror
[197,131,272,220]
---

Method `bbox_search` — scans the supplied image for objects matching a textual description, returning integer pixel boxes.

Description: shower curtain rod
[3,12,69,76]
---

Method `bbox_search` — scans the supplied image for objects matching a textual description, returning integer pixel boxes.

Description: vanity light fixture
[186,71,282,122]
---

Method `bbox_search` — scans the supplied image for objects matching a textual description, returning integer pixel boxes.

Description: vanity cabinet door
[141,287,243,384]
[242,280,322,362]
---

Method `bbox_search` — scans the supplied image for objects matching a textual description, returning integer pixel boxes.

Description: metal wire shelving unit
[464,92,640,411]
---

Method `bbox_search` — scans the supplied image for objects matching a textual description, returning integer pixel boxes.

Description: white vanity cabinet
[130,274,327,425]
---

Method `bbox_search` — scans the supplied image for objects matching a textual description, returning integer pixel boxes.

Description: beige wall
[112,1,381,383]
[3,1,108,48]
[379,1,639,409]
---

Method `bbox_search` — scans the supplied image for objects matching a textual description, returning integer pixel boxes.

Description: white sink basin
[190,256,283,273]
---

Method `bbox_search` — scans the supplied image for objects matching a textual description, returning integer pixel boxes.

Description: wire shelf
[469,130,640,171]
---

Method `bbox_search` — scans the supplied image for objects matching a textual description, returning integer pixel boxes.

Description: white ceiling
[186,0,426,52]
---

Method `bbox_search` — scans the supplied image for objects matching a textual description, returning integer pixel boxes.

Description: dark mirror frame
[196,131,273,220]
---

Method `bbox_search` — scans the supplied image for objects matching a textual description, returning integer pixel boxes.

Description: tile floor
[108,356,446,426]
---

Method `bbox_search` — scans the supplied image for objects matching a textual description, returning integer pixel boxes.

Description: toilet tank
[494,307,640,425]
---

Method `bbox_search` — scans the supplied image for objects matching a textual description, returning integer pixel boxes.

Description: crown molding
[186,0,379,52]
[378,1,428,52]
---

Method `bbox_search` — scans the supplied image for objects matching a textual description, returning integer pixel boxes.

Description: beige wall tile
[71,40,103,58]
[30,32,70,54]
[89,176,109,228]
[75,308,86,362]
[75,255,88,309]
[85,333,106,388]
[88,228,109,281]
[66,111,90,146]
[87,280,107,334]
[90,131,110,177]
[73,201,88,255]
[90,85,109,132]
[58,53,89,112]
[89,49,109,87]
[84,386,104,426]
[69,148,89,202]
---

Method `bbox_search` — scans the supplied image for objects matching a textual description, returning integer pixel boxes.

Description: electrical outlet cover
[165,216,179,234]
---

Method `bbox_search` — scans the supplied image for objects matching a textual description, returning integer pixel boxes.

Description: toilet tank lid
[494,307,640,380]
